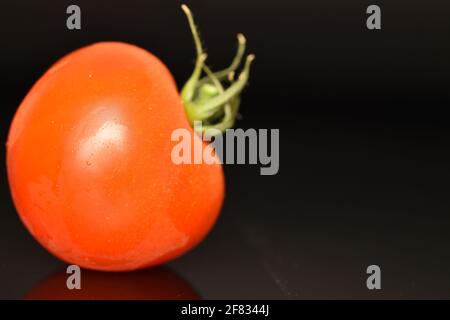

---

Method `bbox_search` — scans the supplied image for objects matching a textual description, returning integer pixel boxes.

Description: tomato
[6,42,224,271]
[6,5,254,271]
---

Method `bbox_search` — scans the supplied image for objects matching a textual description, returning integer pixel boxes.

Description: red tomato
[6,42,224,271]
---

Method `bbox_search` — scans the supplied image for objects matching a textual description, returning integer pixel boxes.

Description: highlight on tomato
[6,5,254,271]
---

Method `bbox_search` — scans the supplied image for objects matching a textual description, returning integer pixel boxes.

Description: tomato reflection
[26,266,201,300]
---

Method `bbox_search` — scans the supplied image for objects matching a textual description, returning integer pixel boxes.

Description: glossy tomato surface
[7,42,224,271]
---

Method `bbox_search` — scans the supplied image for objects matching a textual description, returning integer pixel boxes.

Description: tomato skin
[6,42,224,271]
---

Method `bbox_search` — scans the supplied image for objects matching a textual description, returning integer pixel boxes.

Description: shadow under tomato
[25,266,201,300]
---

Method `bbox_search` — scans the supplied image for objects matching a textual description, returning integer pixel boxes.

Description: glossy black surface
[2,117,450,299]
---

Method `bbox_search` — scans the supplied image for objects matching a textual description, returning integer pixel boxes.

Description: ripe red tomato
[6,42,225,271]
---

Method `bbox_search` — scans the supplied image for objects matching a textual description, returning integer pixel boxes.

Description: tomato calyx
[180,4,255,136]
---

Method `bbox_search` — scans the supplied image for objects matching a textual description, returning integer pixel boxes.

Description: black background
[1,0,450,299]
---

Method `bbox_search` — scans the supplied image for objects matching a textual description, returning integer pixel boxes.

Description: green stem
[198,54,255,116]
[180,4,206,102]
[180,4,255,135]
[198,33,246,87]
